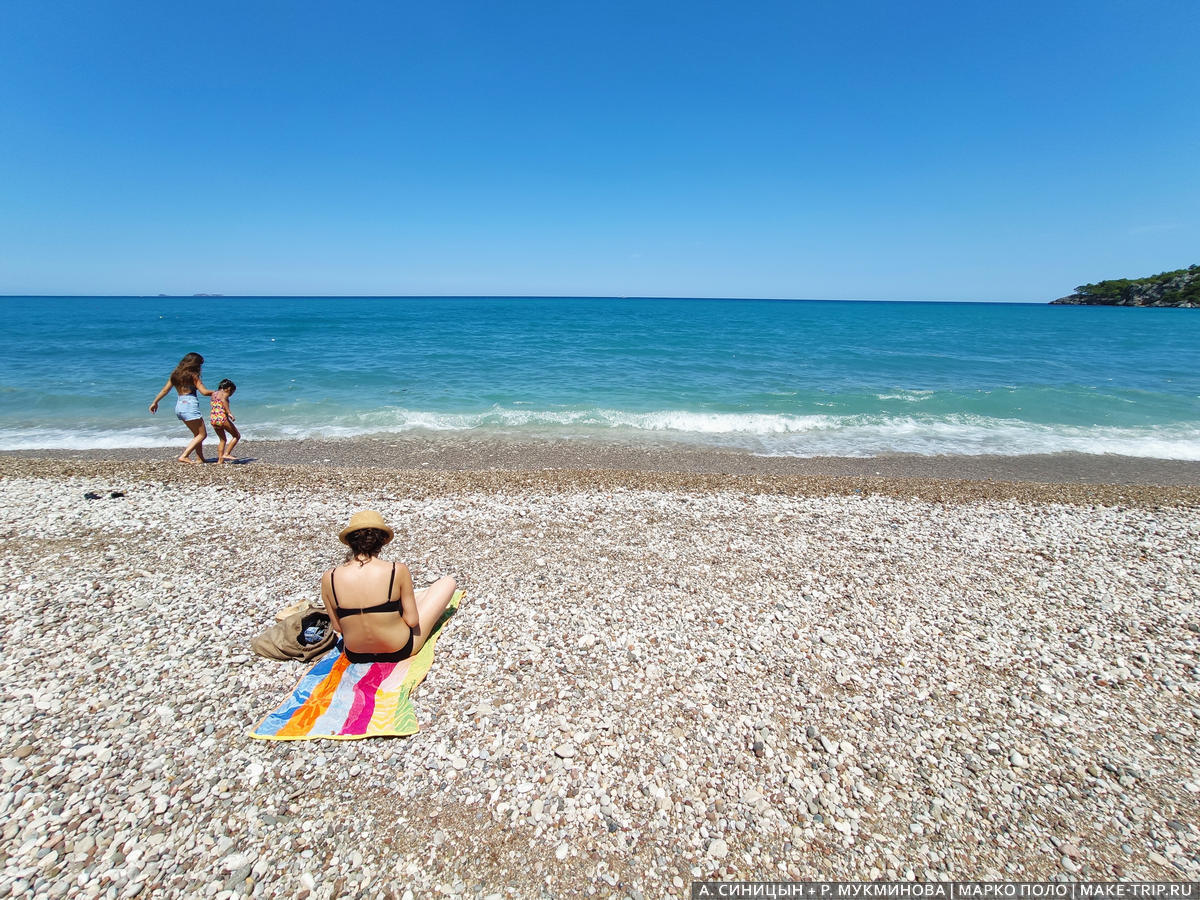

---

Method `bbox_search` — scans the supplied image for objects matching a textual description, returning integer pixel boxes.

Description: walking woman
[149,352,213,464]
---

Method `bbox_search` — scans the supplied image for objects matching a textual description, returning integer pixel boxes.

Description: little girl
[209,379,241,463]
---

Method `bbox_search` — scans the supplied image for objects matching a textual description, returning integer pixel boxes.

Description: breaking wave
[3,407,1199,459]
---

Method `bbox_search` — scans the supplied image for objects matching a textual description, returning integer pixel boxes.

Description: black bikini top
[330,563,401,617]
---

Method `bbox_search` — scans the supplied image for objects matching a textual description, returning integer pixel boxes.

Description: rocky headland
[1052,265,1199,308]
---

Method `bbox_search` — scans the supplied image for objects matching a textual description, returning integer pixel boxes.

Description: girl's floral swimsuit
[210,393,231,428]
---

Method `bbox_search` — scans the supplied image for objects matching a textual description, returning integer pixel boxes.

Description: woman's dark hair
[170,352,204,391]
[344,528,390,564]
[218,379,236,393]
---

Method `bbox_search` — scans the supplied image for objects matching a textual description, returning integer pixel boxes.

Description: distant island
[1051,265,1198,307]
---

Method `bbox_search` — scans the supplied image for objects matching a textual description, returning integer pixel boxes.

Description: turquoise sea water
[1,296,1198,458]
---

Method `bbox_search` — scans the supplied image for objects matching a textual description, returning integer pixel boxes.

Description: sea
[1,296,1197,459]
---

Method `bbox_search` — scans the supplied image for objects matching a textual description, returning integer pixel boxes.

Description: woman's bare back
[324,558,413,654]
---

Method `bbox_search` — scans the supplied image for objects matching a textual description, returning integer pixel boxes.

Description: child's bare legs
[179,419,206,463]
[213,425,228,462]
[221,422,241,461]
[409,576,458,655]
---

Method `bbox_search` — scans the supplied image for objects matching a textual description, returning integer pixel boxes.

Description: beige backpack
[250,607,337,662]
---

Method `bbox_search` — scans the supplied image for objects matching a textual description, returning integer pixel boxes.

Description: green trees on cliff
[1068,265,1199,306]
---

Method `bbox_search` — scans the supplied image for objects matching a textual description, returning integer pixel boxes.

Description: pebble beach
[1,451,1199,899]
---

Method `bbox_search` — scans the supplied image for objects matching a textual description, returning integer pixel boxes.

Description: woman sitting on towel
[322,510,458,663]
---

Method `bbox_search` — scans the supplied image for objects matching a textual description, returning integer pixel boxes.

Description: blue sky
[0,1,1196,300]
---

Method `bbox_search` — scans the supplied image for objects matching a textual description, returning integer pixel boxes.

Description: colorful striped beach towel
[249,590,462,741]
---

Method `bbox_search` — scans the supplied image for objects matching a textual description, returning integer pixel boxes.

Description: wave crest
[2,406,1199,459]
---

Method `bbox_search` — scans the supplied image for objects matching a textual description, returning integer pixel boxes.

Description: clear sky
[1,1,1196,301]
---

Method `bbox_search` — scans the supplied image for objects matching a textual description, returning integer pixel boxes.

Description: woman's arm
[194,377,214,397]
[149,379,172,414]
[320,570,342,635]
[397,564,419,629]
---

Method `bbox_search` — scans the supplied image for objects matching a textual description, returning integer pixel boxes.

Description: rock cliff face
[1051,265,1199,307]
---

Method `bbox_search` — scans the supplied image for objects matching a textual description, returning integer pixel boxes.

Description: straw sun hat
[338,510,395,545]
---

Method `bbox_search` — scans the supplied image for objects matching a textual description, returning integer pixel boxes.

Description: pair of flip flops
[84,491,125,500]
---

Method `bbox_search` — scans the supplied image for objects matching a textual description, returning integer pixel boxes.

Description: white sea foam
[3,408,1200,459]
[0,426,183,450]
[755,416,1200,460]
[242,408,846,437]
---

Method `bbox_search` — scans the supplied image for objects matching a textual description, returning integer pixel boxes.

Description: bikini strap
[329,569,338,604]
[388,562,396,601]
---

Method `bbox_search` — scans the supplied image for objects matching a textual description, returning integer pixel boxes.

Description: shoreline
[2,456,1200,509]
[3,437,1199,511]
[4,435,1200,486]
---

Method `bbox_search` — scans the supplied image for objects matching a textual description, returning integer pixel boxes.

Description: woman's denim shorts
[175,394,202,422]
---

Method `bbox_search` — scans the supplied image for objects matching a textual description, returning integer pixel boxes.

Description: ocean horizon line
[0,293,1054,305]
